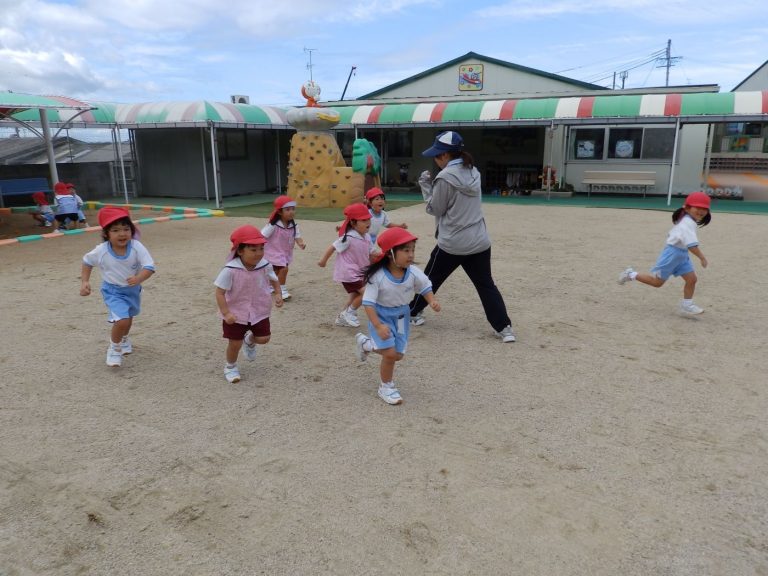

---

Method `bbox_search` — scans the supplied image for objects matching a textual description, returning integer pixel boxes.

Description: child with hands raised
[80,207,155,367]
[215,225,283,384]
[355,227,440,405]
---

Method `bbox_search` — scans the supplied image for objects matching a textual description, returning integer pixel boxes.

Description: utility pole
[657,39,682,87]
[619,70,628,89]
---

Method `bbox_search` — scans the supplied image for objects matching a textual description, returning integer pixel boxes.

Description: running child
[215,225,283,384]
[317,203,378,328]
[30,191,54,228]
[354,227,440,405]
[80,207,156,367]
[618,191,712,315]
[365,187,407,244]
[261,195,306,300]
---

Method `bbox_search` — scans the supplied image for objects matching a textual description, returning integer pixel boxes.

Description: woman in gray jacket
[409,131,515,343]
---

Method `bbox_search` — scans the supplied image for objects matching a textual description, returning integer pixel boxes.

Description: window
[641,128,675,159]
[572,128,605,160]
[215,130,247,160]
[608,128,642,159]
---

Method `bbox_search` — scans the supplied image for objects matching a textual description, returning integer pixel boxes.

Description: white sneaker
[355,332,370,362]
[224,364,241,383]
[106,345,122,367]
[378,384,403,405]
[679,302,704,315]
[335,310,360,328]
[410,313,425,326]
[120,336,132,354]
[281,288,291,300]
[618,267,635,285]
[497,325,516,343]
[243,331,257,361]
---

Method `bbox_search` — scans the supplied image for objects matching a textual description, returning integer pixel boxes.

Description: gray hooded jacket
[419,161,491,255]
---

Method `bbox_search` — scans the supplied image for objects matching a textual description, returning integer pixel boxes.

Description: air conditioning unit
[230,95,250,104]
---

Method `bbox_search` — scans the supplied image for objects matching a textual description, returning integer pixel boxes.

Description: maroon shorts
[342,280,365,294]
[222,318,270,340]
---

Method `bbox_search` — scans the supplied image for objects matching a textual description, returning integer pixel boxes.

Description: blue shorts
[368,304,409,355]
[651,245,694,280]
[101,282,142,322]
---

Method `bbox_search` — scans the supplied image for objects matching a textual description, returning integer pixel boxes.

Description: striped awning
[10,100,290,128]
[333,91,768,126]
[0,92,93,120]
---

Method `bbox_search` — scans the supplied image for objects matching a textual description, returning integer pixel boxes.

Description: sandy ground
[1,203,767,576]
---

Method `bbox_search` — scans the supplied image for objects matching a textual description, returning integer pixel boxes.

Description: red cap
[98,206,130,229]
[54,182,69,195]
[268,195,297,221]
[365,187,385,202]
[230,225,266,249]
[685,191,711,209]
[339,202,371,236]
[32,191,48,205]
[374,227,418,262]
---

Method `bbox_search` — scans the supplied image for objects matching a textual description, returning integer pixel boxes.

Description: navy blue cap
[422,131,464,157]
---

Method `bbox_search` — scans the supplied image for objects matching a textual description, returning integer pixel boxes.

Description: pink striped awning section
[334,91,768,126]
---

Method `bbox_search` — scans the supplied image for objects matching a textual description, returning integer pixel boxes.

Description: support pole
[209,122,221,209]
[666,118,681,206]
[275,132,282,194]
[200,128,210,201]
[115,124,129,204]
[39,109,59,185]
[702,123,714,191]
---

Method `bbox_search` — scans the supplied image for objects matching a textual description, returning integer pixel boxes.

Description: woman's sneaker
[377,384,403,405]
[496,325,516,343]
[409,313,425,326]
[224,365,241,383]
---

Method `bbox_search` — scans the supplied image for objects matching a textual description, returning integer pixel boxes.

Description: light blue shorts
[101,282,141,322]
[651,245,694,280]
[368,304,410,355]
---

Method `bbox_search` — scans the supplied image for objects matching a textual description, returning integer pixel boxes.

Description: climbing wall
[286,132,364,208]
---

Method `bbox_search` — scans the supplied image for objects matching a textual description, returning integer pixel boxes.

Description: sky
[0,0,766,107]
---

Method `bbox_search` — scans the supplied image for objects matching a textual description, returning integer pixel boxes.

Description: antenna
[304,47,317,81]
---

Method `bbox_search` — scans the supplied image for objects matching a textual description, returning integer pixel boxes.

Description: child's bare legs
[681,271,697,299]
[373,347,404,384]
[226,339,244,364]
[110,318,132,346]
[346,291,363,310]
[276,267,289,286]
[634,272,665,288]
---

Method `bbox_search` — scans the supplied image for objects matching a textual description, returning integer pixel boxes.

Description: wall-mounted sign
[459,64,483,91]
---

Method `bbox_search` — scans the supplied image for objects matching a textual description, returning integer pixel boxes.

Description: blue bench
[0,178,52,208]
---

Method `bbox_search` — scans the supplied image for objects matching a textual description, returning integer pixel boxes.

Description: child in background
[30,191,54,227]
[68,183,89,228]
[215,225,283,384]
[80,207,155,367]
[261,195,306,300]
[618,191,712,315]
[53,182,80,232]
[365,187,407,244]
[317,203,378,328]
[355,227,440,405]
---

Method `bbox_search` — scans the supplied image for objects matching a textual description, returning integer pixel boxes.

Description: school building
[1,53,767,204]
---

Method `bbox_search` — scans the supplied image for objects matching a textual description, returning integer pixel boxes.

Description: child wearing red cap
[317,203,378,328]
[80,207,155,367]
[53,182,80,232]
[365,187,407,244]
[30,191,54,227]
[214,225,284,384]
[618,191,712,315]
[354,227,440,405]
[261,195,306,301]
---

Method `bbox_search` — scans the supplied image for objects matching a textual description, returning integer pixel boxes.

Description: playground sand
[1,204,766,575]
